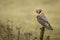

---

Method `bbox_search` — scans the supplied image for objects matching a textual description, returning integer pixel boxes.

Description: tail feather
[47,24,53,30]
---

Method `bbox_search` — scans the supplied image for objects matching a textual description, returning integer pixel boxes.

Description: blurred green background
[0,0,60,40]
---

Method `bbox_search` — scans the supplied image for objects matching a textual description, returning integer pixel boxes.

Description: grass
[0,0,60,40]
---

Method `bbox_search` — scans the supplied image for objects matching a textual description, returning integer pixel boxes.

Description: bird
[36,9,53,30]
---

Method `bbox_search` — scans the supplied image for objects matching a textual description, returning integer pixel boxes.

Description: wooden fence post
[40,27,45,40]
[16,27,21,40]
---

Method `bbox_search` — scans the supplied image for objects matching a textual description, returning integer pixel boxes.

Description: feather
[37,15,53,30]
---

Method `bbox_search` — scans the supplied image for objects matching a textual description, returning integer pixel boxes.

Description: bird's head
[36,9,42,14]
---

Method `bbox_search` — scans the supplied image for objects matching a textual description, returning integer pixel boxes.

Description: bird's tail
[47,24,53,30]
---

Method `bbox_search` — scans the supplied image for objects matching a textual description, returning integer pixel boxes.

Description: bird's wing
[37,15,49,26]
[39,16,48,23]
[38,16,53,30]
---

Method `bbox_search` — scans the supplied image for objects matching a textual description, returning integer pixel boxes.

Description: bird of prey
[36,9,53,30]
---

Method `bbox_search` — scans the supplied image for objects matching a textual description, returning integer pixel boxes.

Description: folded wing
[37,16,53,30]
